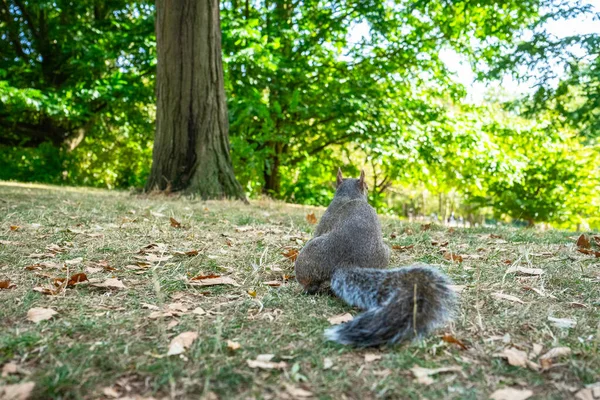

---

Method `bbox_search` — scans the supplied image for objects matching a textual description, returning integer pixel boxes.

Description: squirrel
[295,169,457,347]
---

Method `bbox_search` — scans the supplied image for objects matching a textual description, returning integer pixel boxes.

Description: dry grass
[0,182,598,400]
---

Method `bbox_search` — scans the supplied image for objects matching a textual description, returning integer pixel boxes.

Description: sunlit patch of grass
[0,182,598,399]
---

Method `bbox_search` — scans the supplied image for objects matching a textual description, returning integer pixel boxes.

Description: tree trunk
[263,153,281,195]
[147,0,246,200]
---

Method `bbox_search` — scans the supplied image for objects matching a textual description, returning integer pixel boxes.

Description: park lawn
[0,182,598,400]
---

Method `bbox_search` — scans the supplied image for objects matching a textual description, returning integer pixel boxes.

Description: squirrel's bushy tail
[325,266,457,347]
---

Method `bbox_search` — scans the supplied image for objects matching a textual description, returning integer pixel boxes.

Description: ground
[0,182,598,400]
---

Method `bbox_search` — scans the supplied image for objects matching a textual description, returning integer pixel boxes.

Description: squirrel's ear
[336,168,343,187]
[359,169,367,191]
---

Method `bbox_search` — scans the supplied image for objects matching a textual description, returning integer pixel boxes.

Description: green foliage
[1,0,598,228]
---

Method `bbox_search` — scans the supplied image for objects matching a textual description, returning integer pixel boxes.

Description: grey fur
[295,169,457,347]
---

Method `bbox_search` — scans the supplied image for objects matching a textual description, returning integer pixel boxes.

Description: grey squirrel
[295,169,457,347]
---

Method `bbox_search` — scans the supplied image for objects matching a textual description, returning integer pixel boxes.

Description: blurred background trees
[0,0,598,229]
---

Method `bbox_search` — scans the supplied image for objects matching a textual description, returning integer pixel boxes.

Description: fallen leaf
[522,286,557,299]
[227,340,241,351]
[91,278,127,290]
[442,333,468,350]
[364,354,382,363]
[431,240,449,247]
[85,266,102,274]
[0,381,35,400]
[134,254,173,263]
[306,212,317,225]
[420,223,431,231]
[323,358,333,370]
[166,320,179,330]
[263,280,282,287]
[102,387,120,398]
[531,344,544,358]
[569,302,588,308]
[64,257,83,266]
[284,384,313,398]
[167,331,198,355]
[282,248,299,261]
[449,285,465,293]
[173,249,200,257]
[254,354,274,362]
[192,307,206,315]
[188,275,239,287]
[142,303,160,311]
[27,307,58,323]
[0,240,23,245]
[410,365,461,385]
[1,363,18,377]
[577,248,600,257]
[0,280,15,289]
[494,348,528,368]
[489,234,503,239]
[327,313,353,325]
[539,347,571,363]
[548,316,576,329]
[247,290,257,298]
[443,252,463,263]
[575,388,597,400]
[506,266,544,276]
[392,244,414,251]
[576,234,591,249]
[492,292,525,304]
[246,357,287,370]
[170,217,182,228]
[9,225,20,231]
[53,272,88,287]
[489,388,533,400]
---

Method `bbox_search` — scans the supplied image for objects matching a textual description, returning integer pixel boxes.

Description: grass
[0,181,598,400]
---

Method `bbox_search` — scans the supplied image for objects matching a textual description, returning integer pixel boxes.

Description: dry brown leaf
[170,217,182,228]
[0,381,35,400]
[364,354,382,363]
[263,281,282,287]
[282,248,299,261]
[442,333,468,350]
[410,366,461,385]
[494,348,529,368]
[142,303,160,311]
[0,240,23,246]
[506,266,544,276]
[539,347,571,362]
[443,252,463,263]
[1,363,18,377]
[91,278,127,290]
[569,302,588,308]
[392,244,414,252]
[9,225,20,231]
[0,280,15,289]
[575,388,597,400]
[492,292,525,304]
[577,248,600,257]
[489,388,533,400]
[85,266,103,274]
[102,387,120,398]
[327,313,353,325]
[431,240,449,247]
[166,320,179,330]
[227,340,241,351]
[167,331,198,355]
[53,272,88,287]
[577,234,591,249]
[188,275,239,287]
[420,223,431,231]
[547,316,576,329]
[305,212,317,224]
[64,257,83,266]
[27,307,58,323]
[449,285,466,293]
[284,384,313,398]
[246,358,287,370]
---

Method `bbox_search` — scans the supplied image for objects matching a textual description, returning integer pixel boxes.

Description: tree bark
[147,0,246,200]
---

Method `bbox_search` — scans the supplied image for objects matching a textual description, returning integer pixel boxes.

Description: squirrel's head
[335,168,368,199]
